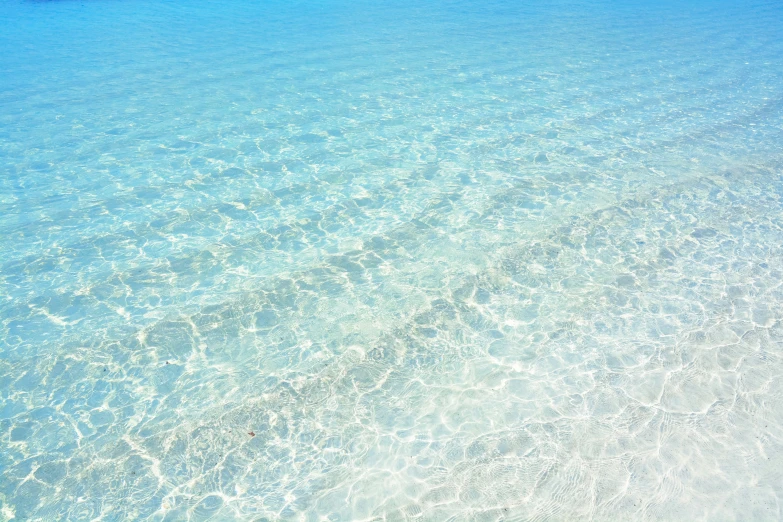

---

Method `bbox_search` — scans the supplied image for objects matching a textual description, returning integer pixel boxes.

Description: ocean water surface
[1,0,783,519]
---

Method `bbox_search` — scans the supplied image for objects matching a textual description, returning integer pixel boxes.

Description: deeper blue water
[2,0,783,520]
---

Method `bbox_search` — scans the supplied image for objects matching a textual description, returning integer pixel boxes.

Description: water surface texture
[2,0,783,520]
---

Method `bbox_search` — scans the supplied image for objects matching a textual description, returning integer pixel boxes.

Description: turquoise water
[2,0,783,519]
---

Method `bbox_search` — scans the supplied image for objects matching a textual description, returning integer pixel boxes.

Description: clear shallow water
[1,0,783,519]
